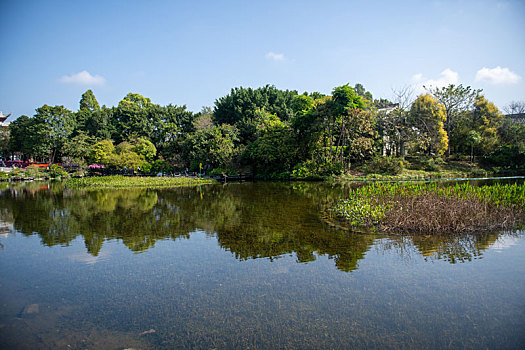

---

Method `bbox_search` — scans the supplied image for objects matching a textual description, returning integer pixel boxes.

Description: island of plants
[65,175,215,189]
[329,182,525,234]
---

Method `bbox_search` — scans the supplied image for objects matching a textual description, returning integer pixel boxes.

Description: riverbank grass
[65,175,215,189]
[330,182,525,234]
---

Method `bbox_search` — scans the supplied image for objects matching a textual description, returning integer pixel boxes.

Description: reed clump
[331,182,525,234]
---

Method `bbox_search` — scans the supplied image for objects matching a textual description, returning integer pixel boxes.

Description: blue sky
[1,0,524,118]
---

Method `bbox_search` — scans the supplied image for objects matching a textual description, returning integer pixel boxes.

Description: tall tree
[425,84,481,156]
[472,95,504,153]
[409,94,448,156]
[33,105,76,163]
[76,90,101,134]
[213,85,297,143]
[79,89,101,112]
[114,93,156,142]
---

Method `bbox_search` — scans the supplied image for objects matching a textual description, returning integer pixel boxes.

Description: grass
[330,182,525,234]
[65,175,216,189]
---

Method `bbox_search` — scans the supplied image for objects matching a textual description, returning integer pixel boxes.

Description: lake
[0,181,524,349]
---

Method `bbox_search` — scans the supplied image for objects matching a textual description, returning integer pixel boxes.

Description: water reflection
[0,182,515,271]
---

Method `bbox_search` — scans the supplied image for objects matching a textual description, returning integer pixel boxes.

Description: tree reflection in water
[0,182,513,271]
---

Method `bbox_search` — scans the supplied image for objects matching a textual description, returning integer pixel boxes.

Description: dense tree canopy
[4,83,520,177]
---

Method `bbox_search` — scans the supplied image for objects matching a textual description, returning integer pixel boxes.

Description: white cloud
[265,52,285,61]
[411,69,459,93]
[475,66,521,84]
[411,73,423,83]
[60,70,106,85]
[423,68,459,88]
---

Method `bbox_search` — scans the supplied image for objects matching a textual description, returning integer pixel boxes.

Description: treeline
[3,83,525,177]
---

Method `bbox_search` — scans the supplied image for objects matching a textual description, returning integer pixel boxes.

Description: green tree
[33,105,76,163]
[466,130,482,162]
[409,94,448,156]
[213,85,297,143]
[114,93,157,142]
[8,115,37,159]
[79,89,101,112]
[426,84,481,156]
[76,90,101,133]
[89,139,115,164]
[0,125,8,159]
[84,106,116,140]
[152,104,195,157]
[332,84,366,115]
[472,95,504,154]
[248,122,298,176]
[62,131,96,164]
[132,137,157,162]
[182,124,239,169]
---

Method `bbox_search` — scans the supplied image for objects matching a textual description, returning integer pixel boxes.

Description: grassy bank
[340,158,493,181]
[329,182,525,234]
[65,175,216,189]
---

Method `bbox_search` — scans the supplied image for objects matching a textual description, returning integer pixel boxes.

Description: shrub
[140,162,152,173]
[363,156,404,175]
[292,159,343,178]
[23,165,40,178]
[49,164,69,179]
[424,157,445,172]
[151,160,173,174]
[481,145,525,174]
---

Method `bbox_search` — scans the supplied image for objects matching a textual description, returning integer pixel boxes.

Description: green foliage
[423,157,445,172]
[248,123,298,175]
[151,159,174,173]
[290,94,314,114]
[332,182,525,232]
[132,137,157,162]
[23,165,41,178]
[182,124,239,169]
[363,156,405,175]
[107,151,145,170]
[140,162,152,173]
[89,140,115,164]
[332,84,365,114]
[79,89,101,112]
[62,131,96,163]
[481,145,525,174]
[48,164,69,179]
[213,85,297,143]
[65,175,214,188]
[292,159,343,178]
[472,95,504,153]
[333,198,389,227]
[426,84,482,155]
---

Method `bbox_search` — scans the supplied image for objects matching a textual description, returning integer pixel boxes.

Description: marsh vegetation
[330,182,525,233]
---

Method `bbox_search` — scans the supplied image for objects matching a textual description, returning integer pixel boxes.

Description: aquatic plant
[330,182,525,234]
[65,175,215,189]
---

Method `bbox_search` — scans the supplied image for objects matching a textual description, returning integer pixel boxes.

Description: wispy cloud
[475,66,521,84]
[60,70,106,85]
[265,52,285,62]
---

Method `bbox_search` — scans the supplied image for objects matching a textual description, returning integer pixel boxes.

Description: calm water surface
[0,181,524,349]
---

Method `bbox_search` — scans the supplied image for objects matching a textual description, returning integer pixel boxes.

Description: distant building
[505,113,525,124]
[377,103,399,114]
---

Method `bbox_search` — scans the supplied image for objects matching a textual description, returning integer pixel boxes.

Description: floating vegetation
[330,182,525,234]
[65,175,215,189]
